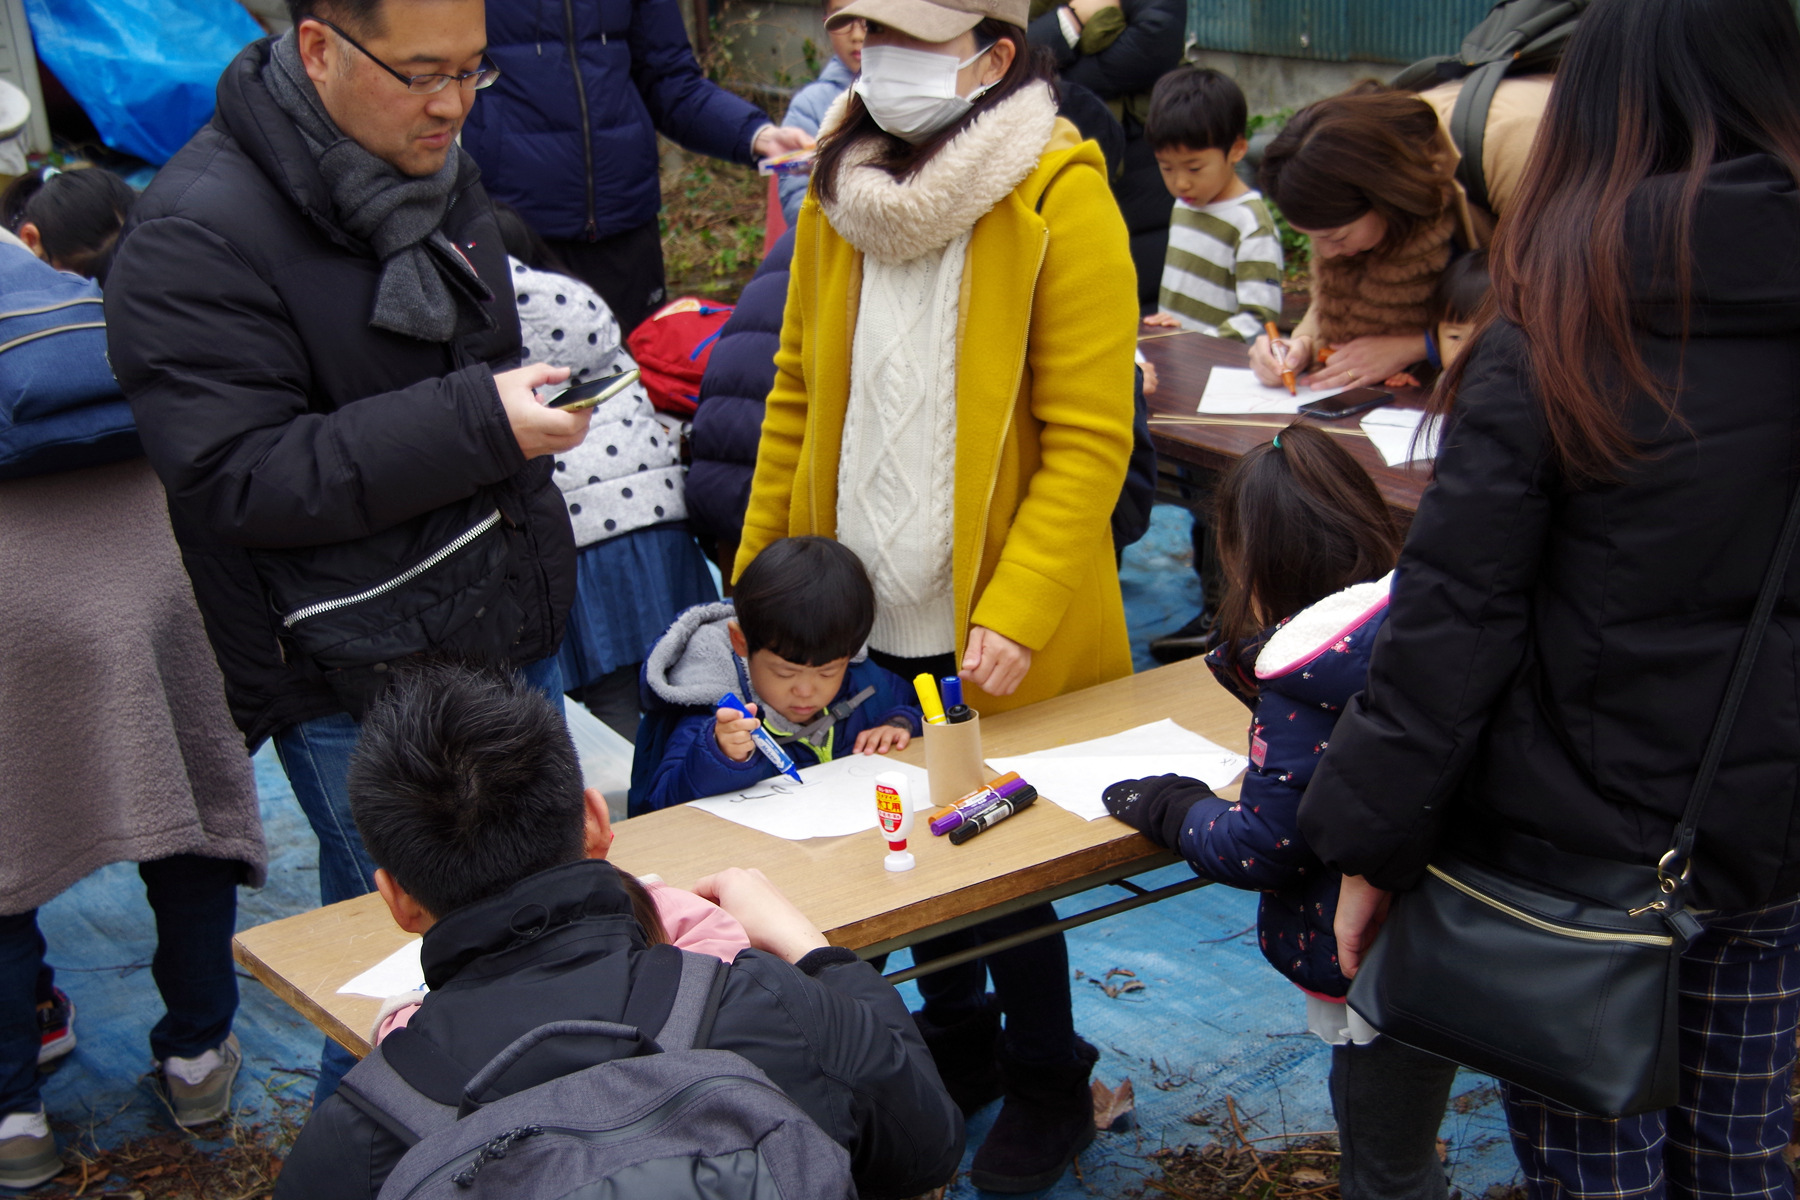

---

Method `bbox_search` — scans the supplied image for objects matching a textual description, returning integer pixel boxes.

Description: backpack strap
[656,950,730,1052]
[1448,58,1508,214]
[334,1045,459,1150]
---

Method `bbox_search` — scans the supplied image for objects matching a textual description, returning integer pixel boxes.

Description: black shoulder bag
[1347,478,1800,1118]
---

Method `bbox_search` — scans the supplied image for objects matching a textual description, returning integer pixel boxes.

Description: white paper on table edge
[337,937,425,998]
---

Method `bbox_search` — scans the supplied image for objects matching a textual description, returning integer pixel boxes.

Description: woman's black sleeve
[1297,323,1557,891]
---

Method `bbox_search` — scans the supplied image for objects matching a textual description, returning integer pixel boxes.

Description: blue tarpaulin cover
[22,0,263,164]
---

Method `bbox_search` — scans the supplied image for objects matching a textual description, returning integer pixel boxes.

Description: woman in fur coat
[1246,79,1547,393]
[732,0,1138,1187]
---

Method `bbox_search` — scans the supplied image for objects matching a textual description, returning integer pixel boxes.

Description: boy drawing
[636,537,923,812]
[1141,66,1284,340]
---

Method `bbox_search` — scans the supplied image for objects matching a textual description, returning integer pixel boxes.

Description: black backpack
[1391,0,1589,213]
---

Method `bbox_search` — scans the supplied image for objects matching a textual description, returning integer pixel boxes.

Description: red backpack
[626,297,735,417]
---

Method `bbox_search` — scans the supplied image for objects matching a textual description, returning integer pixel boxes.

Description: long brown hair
[619,871,668,946]
[1212,422,1401,670]
[1258,82,1454,255]
[1443,0,1800,483]
[811,18,1057,204]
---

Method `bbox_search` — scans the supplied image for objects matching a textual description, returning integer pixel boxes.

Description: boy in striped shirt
[1141,67,1283,340]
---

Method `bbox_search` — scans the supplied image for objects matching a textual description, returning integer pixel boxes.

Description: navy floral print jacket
[1111,575,1391,998]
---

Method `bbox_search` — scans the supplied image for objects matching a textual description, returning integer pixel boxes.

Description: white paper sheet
[985,719,1248,822]
[337,938,424,999]
[686,756,934,840]
[1199,366,1350,415]
[1359,406,1443,467]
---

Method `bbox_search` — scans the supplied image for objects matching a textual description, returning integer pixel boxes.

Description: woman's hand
[1249,332,1314,387]
[853,723,911,755]
[1068,0,1118,22]
[1305,334,1428,392]
[962,626,1033,697]
[1334,874,1393,978]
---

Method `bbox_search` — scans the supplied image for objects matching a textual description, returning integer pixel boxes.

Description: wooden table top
[1138,328,1433,514]
[234,656,1250,1056]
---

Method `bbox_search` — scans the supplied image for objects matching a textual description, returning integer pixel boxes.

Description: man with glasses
[466,0,816,333]
[105,0,589,1108]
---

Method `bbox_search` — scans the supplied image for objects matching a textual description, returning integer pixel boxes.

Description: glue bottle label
[876,782,906,841]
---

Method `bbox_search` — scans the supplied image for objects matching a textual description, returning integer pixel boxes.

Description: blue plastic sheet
[22,0,263,164]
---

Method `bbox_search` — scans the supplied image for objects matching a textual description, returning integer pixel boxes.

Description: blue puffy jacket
[687,229,793,545]
[1106,575,1391,998]
[641,658,923,811]
[464,0,771,242]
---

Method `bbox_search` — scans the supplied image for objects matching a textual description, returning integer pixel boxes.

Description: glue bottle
[874,771,916,872]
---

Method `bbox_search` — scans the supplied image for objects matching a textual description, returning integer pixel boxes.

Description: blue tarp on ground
[35,505,1522,1193]
[22,0,262,164]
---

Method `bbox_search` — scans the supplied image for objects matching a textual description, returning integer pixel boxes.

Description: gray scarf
[263,33,492,342]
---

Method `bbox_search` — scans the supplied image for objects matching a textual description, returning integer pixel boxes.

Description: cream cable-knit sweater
[819,84,1061,658]
[836,230,971,657]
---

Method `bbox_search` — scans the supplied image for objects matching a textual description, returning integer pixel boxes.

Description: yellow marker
[913,673,947,725]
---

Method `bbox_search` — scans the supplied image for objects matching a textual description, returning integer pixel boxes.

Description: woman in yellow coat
[733,0,1138,1189]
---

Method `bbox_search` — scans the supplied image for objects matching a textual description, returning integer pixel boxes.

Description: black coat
[106,41,575,747]
[274,861,965,1200]
[1299,155,1800,913]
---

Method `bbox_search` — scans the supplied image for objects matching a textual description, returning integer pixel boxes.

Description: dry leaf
[1092,1076,1136,1131]
[1120,980,1147,994]
[1436,1138,1449,1163]
[1290,1167,1329,1186]
[1105,967,1137,979]
[1073,969,1085,980]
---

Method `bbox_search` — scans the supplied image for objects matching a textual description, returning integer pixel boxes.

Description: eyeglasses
[306,16,502,94]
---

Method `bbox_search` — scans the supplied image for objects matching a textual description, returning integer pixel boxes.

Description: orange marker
[1265,321,1296,396]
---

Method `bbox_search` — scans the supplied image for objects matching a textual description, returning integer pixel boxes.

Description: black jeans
[547,219,667,337]
[1330,1036,1458,1200]
[0,854,240,1115]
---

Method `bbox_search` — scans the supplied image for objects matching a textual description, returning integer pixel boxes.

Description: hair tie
[1271,433,1282,449]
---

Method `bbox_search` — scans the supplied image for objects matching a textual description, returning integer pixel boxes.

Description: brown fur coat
[1311,210,1458,344]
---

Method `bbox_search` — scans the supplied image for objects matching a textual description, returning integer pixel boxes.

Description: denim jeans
[0,855,240,1116]
[273,656,564,1103]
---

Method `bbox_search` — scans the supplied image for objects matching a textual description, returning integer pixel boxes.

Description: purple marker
[929,775,1031,836]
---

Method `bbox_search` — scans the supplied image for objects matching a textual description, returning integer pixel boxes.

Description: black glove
[1102,774,1216,850]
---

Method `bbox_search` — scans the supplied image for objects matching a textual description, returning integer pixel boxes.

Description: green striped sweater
[1157,190,1284,341]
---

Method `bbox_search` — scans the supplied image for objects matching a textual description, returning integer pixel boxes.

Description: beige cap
[826,0,1026,43]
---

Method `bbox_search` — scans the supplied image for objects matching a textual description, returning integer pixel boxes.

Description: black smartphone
[546,368,640,411]
[1298,387,1393,420]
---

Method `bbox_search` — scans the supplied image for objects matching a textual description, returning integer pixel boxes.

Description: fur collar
[816,83,1059,264]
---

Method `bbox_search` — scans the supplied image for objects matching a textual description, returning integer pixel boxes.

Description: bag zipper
[281,510,503,628]
[1425,865,1674,947]
[398,1075,780,1197]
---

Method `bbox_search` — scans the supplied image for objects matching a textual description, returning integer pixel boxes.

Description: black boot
[968,1036,1099,1193]
[911,994,1003,1117]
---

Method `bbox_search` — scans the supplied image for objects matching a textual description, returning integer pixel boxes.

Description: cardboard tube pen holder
[924,712,985,810]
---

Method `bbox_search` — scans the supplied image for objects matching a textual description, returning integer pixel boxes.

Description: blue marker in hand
[720,692,803,784]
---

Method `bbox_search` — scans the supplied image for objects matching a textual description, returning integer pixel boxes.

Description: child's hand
[714,704,761,763]
[1141,312,1182,328]
[854,723,912,755]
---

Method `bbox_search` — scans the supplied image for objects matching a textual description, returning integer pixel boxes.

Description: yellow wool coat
[734,117,1138,714]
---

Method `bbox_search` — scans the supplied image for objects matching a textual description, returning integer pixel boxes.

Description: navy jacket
[687,229,793,545]
[464,0,770,242]
[642,658,922,811]
[1106,577,1391,997]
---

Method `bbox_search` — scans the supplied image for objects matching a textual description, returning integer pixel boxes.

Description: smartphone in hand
[546,368,641,411]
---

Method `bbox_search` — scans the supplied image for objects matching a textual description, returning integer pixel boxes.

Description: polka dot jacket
[512,257,686,549]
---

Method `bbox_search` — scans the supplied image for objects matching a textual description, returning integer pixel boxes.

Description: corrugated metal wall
[1188,0,1495,65]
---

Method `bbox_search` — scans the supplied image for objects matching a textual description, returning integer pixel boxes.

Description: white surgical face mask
[853,42,996,145]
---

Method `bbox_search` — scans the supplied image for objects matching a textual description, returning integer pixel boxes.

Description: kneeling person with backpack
[275,662,964,1200]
